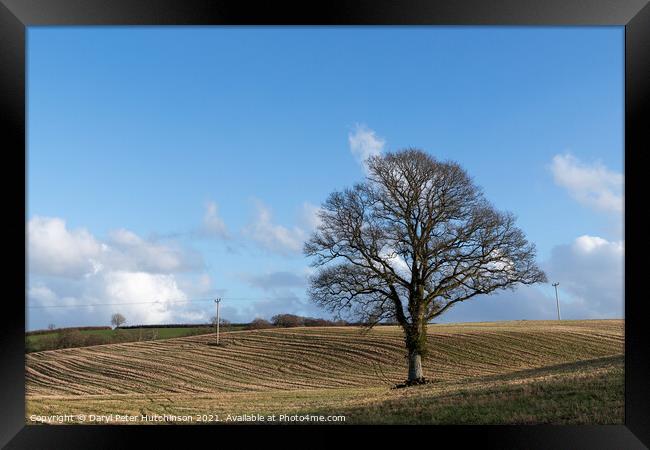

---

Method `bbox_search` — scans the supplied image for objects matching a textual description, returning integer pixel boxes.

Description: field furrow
[26,320,623,398]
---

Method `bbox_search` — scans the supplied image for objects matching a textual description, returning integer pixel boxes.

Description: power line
[27,296,307,309]
[27,298,213,309]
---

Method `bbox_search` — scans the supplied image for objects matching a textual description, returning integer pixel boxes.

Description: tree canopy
[305,149,547,382]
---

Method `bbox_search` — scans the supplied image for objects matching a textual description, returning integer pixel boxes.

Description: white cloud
[550,153,623,214]
[349,124,385,173]
[102,271,185,302]
[198,199,322,257]
[175,273,221,300]
[27,216,212,328]
[28,217,203,279]
[242,200,307,256]
[100,271,187,325]
[28,216,104,278]
[440,234,624,323]
[544,235,624,319]
[27,271,193,328]
[201,201,230,239]
[106,229,203,273]
[28,284,59,305]
[378,247,411,279]
[299,202,323,231]
[572,235,623,253]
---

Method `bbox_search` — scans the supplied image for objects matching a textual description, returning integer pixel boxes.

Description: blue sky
[27,27,624,330]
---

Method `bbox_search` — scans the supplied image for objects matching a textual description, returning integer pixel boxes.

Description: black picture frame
[1,0,647,448]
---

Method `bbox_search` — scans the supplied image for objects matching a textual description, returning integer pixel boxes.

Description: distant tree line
[118,323,214,329]
[247,314,349,330]
[25,326,111,336]
[25,328,152,353]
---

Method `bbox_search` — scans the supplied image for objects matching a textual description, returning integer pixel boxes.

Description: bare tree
[305,149,546,383]
[271,314,305,328]
[111,313,126,329]
[47,323,56,331]
[247,318,273,330]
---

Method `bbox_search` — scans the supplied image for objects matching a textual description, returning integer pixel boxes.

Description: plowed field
[25,320,624,425]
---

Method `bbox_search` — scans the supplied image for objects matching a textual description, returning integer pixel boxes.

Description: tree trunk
[404,295,426,383]
[408,350,423,382]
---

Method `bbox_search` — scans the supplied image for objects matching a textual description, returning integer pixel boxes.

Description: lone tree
[305,149,546,384]
[111,313,126,329]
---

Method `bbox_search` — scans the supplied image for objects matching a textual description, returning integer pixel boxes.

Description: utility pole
[552,283,561,321]
[214,298,221,345]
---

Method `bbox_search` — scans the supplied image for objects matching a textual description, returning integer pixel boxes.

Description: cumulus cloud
[28,216,104,278]
[550,153,623,214]
[100,271,187,324]
[28,284,60,305]
[27,270,194,328]
[349,124,385,173]
[28,217,203,278]
[242,200,308,256]
[439,234,624,323]
[201,201,230,239]
[544,235,624,319]
[27,216,212,328]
